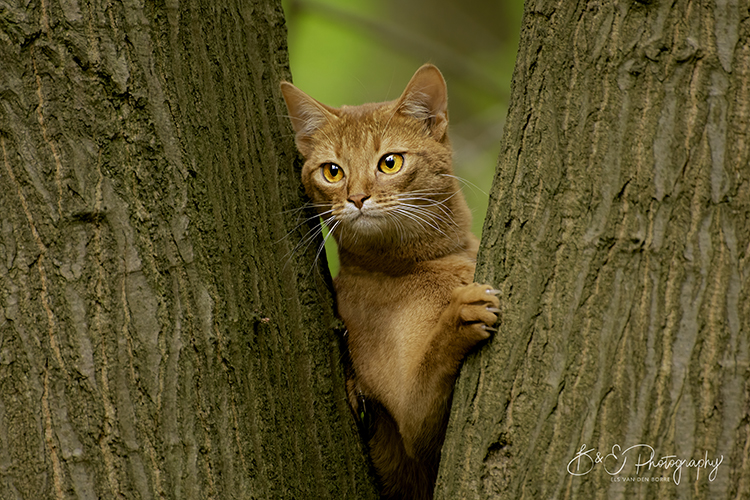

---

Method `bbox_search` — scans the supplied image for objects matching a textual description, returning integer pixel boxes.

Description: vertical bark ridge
[0,1,376,499]
[439,1,750,499]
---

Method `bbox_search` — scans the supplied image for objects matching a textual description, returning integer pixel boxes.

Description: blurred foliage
[281,0,524,274]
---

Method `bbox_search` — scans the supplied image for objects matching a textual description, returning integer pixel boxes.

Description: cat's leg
[347,372,438,500]
[397,283,500,458]
[368,406,439,500]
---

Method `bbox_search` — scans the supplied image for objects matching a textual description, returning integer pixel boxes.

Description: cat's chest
[335,255,475,396]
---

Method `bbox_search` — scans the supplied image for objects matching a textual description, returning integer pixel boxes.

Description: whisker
[393,203,462,244]
[439,173,488,196]
[390,190,460,222]
[311,219,339,274]
[392,190,461,212]
[276,207,334,245]
[287,212,336,258]
[394,189,460,201]
[281,173,469,274]
[385,210,408,244]
[394,207,441,232]
[278,201,332,216]
[379,102,401,139]
[281,224,324,273]
[291,221,326,256]
[393,189,456,197]
[397,200,455,222]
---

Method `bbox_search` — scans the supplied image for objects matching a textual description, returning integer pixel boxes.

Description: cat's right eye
[321,163,344,183]
[378,153,404,174]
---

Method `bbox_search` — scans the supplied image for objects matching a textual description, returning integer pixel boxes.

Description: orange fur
[281,65,499,500]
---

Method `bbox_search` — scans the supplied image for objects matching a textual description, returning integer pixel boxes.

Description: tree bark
[438,1,750,499]
[0,1,376,499]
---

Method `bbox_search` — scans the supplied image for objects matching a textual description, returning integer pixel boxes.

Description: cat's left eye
[321,163,344,183]
[378,153,404,174]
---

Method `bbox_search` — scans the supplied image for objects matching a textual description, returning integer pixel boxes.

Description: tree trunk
[0,1,376,499]
[438,1,750,499]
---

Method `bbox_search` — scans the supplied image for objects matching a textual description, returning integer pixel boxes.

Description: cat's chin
[339,213,385,236]
[332,213,405,248]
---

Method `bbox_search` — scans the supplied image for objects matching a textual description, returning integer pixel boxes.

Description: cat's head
[281,64,472,264]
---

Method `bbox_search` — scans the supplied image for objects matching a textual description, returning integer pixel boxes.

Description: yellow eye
[321,163,344,183]
[378,153,404,174]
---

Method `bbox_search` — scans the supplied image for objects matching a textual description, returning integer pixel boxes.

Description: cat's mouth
[340,202,382,220]
[343,209,378,225]
[337,205,388,233]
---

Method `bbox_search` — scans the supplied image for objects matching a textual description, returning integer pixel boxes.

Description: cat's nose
[348,193,370,210]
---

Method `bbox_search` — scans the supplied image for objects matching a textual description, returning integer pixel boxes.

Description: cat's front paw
[450,282,501,346]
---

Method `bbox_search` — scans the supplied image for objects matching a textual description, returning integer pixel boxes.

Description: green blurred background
[281,0,524,274]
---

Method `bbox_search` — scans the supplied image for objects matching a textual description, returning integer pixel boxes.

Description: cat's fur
[281,64,499,500]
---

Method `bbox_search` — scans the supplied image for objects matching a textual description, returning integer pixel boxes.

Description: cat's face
[281,65,470,256]
[299,103,456,244]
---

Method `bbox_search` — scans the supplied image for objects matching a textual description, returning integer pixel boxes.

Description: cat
[281,64,500,500]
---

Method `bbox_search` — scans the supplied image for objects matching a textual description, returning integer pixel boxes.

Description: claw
[486,307,501,314]
[482,325,498,333]
[486,288,501,295]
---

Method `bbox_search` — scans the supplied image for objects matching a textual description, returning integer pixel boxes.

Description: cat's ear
[396,64,449,141]
[280,82,338,156]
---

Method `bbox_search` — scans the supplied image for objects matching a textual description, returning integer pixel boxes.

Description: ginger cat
[281,64,499,500]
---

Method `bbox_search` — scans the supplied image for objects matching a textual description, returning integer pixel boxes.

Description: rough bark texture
[0,1,376,499]
[438,1,750,499]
